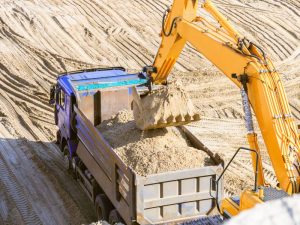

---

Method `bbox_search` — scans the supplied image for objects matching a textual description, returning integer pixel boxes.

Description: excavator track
[180,215,224,225]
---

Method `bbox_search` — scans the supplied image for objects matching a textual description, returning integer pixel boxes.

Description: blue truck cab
[50,67,147,156]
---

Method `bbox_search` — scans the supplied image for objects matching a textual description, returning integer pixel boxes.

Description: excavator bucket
[132,81,200,130]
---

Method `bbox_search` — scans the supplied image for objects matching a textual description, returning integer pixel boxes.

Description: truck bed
[75,106,223,224]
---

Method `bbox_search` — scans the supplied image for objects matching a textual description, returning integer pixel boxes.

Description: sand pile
[97,110,213,176]
[133,81,200,130]
[90,221,123,225]
[90,221,110,225]
[226,195,300,225]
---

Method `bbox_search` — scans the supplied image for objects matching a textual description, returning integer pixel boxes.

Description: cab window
[57,89,65,109]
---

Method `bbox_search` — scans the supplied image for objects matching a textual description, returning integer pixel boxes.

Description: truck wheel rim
[96,207,103,220]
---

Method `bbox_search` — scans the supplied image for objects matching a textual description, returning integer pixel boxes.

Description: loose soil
[133,80,200,130]
[97,110,214,176]
[0,0,299,224]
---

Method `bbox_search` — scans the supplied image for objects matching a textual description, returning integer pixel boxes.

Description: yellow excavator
[133,0,300,219]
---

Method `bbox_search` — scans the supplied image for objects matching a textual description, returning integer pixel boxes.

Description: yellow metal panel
[240,191,263,211]
[220,198,239,217]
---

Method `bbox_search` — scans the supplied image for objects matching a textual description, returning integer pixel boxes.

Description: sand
[97,110,214,176]
[90,221,110,225]
[0,0,299,223]
[90,221,123,225]
[133,80,200,130]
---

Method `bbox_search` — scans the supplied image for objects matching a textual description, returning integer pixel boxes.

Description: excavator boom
[133,0,300,216]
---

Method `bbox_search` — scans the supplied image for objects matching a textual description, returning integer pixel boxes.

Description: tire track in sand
[0,0,299,223]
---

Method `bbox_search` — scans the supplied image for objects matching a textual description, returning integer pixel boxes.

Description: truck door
[56,86,68,140]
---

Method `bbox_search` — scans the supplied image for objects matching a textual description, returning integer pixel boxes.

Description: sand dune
[0,0,299,224]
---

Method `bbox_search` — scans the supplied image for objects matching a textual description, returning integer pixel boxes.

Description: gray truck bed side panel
[75,107,135,225]
[135,166,223,224]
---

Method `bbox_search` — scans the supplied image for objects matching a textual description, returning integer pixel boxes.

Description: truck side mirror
[49,85,56,105]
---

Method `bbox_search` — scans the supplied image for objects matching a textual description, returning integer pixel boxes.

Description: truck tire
[63,145,76,178]
[109,209,122,224]
[55,131,60,145]
[70,111,77,132]
[95,194,112,221]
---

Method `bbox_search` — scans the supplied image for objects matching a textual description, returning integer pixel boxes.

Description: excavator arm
[142,0,300,215]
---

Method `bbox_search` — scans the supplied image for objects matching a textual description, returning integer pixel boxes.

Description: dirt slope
[0,0,299,224]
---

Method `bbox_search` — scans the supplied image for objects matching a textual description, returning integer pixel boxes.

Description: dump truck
[49,67,224,224]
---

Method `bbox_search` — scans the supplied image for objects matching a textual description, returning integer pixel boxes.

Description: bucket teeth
[175,115,183,122]
[132,81,200,130]
[167,115,175,123]
[157,118,167,125]
[193,114,201,121]
[184,114,192,122]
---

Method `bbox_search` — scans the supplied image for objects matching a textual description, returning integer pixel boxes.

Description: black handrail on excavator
[210,147,259,217]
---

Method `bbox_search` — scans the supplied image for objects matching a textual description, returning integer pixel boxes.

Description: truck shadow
[0,137,97,225]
